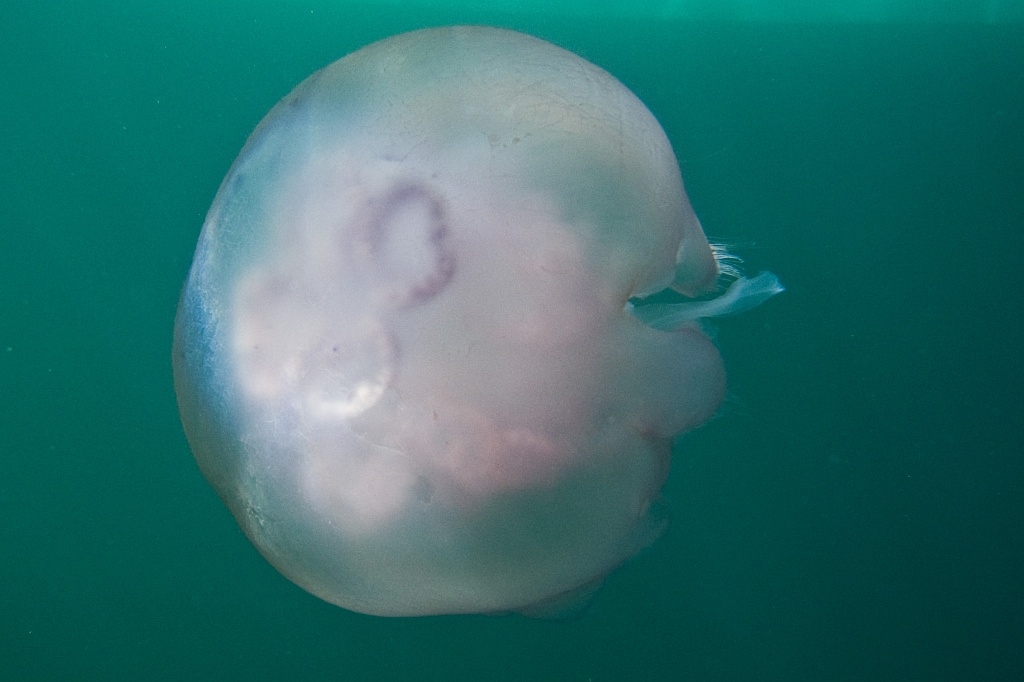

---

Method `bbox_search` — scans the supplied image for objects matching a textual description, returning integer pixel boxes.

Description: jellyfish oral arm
[626,271,784,331]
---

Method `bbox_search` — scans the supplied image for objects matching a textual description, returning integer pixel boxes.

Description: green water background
[2,2,1022,679]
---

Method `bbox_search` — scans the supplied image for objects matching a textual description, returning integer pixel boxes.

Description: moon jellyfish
[173,26,782,617]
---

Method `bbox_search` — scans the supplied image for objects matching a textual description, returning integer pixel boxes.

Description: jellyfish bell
[173,25,781,617]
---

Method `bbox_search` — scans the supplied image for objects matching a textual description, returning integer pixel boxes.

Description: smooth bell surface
[173,26,733,616]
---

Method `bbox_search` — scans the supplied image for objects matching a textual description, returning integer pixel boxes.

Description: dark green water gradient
[1,3,1021,680]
